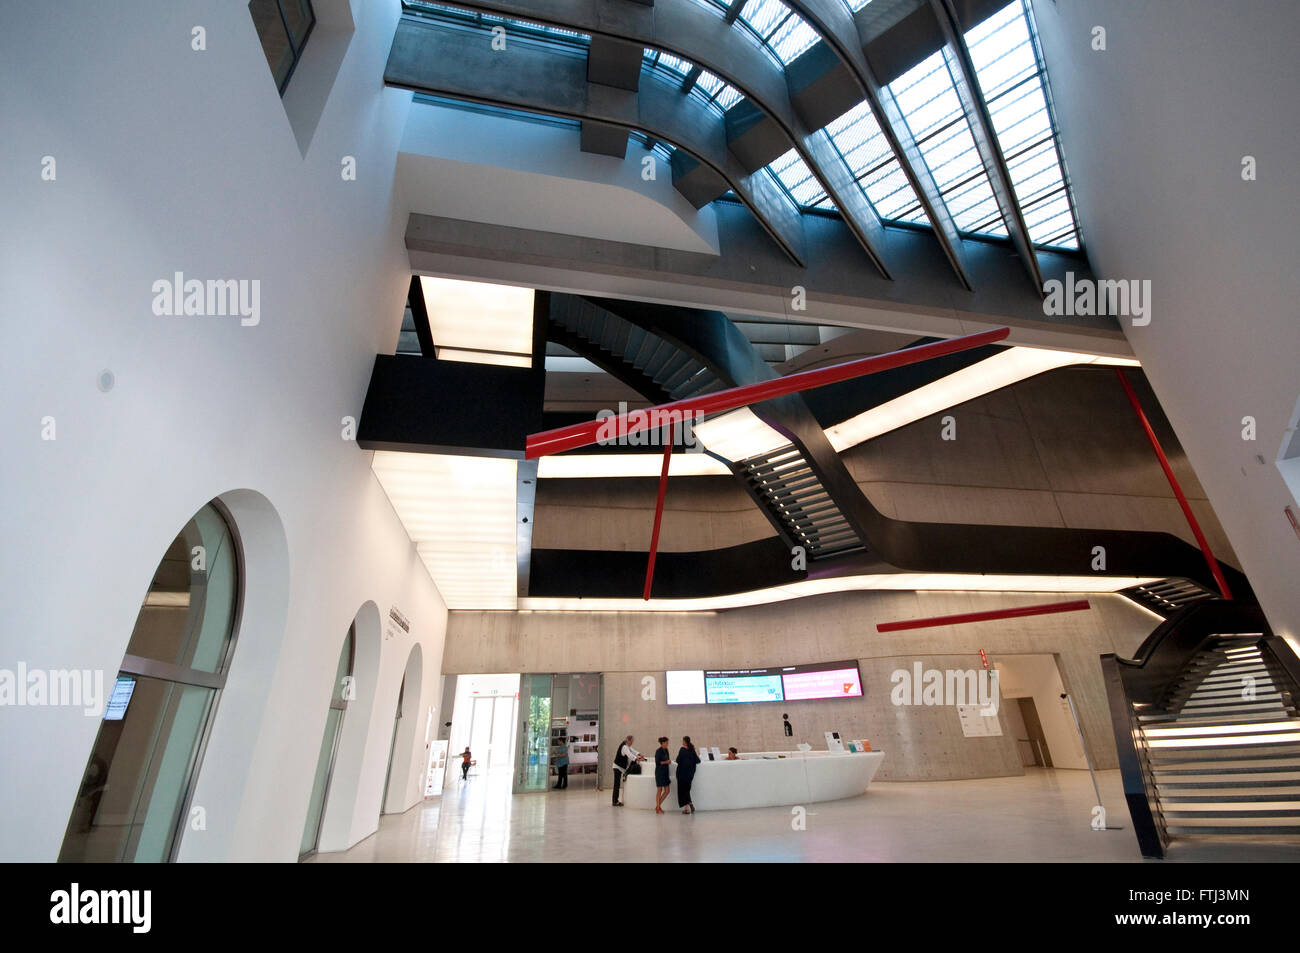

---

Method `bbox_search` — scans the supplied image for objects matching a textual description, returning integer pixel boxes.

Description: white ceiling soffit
[420,276,534,367]
[537,348,1141,477]
[399,100,720,256]
[371,451,518,610]
[513,574,1163,613]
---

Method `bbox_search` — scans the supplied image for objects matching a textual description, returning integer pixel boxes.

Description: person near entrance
[611,735,644,806]
[676,737,701,814]
[553,745,569,789]
[460,747,473,781]
[654,737,672,814]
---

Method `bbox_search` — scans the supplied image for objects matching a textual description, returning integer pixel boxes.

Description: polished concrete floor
[311,767,1300,863]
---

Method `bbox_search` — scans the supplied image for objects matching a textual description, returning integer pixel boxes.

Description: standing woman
[676,736,702,814]
[653,736,672,814]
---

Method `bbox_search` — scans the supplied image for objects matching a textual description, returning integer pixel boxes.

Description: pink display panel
[781,667,863,701]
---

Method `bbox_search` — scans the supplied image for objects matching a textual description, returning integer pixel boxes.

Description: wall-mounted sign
[385,605,411,640]
[957,704,1002,737]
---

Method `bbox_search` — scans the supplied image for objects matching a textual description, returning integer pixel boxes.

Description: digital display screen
[704,670,784,705]
[104,676,136,721]
[781,662,863,701]
[664,660,863,705]
[665,670,706,706]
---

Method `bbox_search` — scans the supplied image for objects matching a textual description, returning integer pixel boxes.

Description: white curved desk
[623,751,884,811]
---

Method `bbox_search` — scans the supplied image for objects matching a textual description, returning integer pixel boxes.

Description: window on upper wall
[249,0,317,95]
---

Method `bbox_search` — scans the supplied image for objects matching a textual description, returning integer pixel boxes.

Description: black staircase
[1120,578,1219,618]
[1102,601,1300,857]
[548,296,722,401]
[737,444,863,559]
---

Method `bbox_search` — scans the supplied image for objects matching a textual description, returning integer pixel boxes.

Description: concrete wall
[533,366,1239,564]
[445,589,1159,781]
[399,101,721,255]
[602,654,1024,783]
[1030,0,1300,638]
[0,0,449,861]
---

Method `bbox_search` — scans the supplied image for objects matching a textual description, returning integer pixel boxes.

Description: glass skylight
[643,48,693,77]
[404,2,591,44]
[822,101,922,221]
[886,49,1006,237]
[767,149,826,207]
[736,0,821,65]
[693,68,746,112]
[964,0,1081,248]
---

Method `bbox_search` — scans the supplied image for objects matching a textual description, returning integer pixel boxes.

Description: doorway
[1016,697,1053,767]
[993,654,1087,770]
[446,673,521,788]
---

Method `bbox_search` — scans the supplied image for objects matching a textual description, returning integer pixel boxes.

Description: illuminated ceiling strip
[513,574,1161,612]
[537,453,731,478]
[826,349,1139,452]
[372,451,519,610]
[539,349,1140,477]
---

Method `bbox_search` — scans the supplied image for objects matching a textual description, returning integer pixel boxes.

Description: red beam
[876,599,1091,633]
[1115,369,1232,600]
[643,422,674,600]
[525,326,1011,459]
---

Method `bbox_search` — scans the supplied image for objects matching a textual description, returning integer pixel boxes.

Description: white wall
[0,0,449,861]
[1031,0,1300,638]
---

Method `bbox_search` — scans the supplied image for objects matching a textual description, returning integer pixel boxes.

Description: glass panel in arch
[59,676,216,862]
[125,504,238,674]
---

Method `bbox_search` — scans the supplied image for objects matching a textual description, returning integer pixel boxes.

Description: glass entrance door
[515,674,552,793]
[466,694,517,776]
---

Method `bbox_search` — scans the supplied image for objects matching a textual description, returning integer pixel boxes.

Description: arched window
[59,502,240,862]
[299,624,355,858]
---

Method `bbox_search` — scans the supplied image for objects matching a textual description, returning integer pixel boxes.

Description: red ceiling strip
[876,599,1092,633]
[643,422,675,600]
[1115,369,1232,600]
[524,326,1011,459]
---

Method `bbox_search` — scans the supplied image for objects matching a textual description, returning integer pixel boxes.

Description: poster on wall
[956,704,1002,737]
[424,740,449,797]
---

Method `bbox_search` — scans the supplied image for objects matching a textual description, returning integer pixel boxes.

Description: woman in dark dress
[676,736,702,814]
[654,736,672,814]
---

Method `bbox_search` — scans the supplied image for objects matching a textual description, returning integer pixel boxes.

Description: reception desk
[623,750,884,811]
